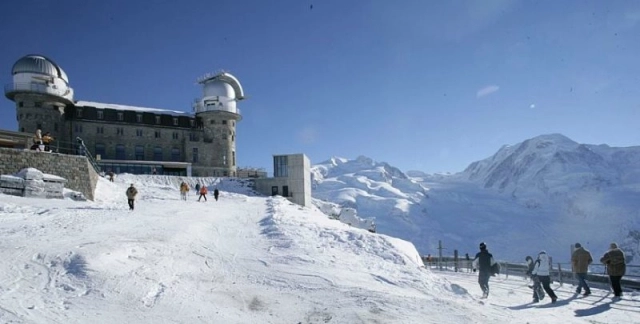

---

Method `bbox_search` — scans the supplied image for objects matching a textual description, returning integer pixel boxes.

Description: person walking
[198,185,208,202]
[195,183,201,196]
[472,242,497,299]
[572,243,593,296]
[213,188,219,201]
[179,182,189,201]
[126,183,138,211]
[532,250,558,303]
[600,242,626,300]
[525,255,545,302]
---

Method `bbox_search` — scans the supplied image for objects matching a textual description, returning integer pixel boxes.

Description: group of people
[471,241,626,303]
[183,182,220,202]
[31,129,54,152]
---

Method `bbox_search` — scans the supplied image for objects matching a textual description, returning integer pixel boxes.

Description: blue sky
[1,0,639,173]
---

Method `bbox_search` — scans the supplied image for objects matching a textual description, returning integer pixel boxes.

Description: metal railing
[4,82,73,100]
[423,256,640,291]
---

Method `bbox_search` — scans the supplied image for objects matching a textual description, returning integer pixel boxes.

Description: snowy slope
[0,174,638,324]
[311,135,640,264]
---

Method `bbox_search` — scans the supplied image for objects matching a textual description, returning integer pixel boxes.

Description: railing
[32,137,101,174]
[192,99,241,115]
[4,82,73,100]
[423,256,640,291]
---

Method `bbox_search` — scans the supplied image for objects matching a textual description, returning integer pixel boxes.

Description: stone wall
[0,148,99,200]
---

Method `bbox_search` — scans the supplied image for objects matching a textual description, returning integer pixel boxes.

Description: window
[232,135,234,142]
[172,132,179,140]
[232,151,236,166]
[136,129,143,137]
[95,143,106,159]
[34,102,42,108]
[136,114,142,123]
[232,121,235,126]
[54,123,58,131]
[171,148,180,161]
[97,126,104,134]
[117,112,123,121]
[18,101,24,107]
[192,148,198,163]
[155,131,161,138]
[75,124,83,133]
[222,120,227,125]
[20,127,25,132]
[135,145,144,160]
[189,133,197,141]
[189,120,195,127]
[223,171,228,177]
[274,155,288,177]
[173,118,178,126]
[116,127,124,135]
[210,119,215,124]
[97,110,104,119]
[77,109,82,118]
[115,144,125,160]
[222,134,227,140]
[155,116,161,124]
[153,146,163,161]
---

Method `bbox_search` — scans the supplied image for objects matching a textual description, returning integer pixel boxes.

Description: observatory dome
[12,54,69,83]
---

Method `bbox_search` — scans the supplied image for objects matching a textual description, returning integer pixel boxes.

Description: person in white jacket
[531,250,558,303]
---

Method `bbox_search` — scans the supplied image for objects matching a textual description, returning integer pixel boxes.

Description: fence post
[454,250,459,272]
[438,240,443,271]
[558,263,563,286]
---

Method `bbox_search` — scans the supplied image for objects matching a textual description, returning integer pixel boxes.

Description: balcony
[5,82,74,104]
[192,98,241,116]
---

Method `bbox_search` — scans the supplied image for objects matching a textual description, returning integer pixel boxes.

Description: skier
[531,250,558,303]
[126,183,138,211]
[572,243,593,296]
[213,188,219,201]
[525,255,545,302]
[198,185,208,202]
[472,242,497,299]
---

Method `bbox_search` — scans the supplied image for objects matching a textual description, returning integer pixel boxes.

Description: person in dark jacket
[572,243,593,296]
[195,183,201,196]
[213,188,219,201]
[600,242,626,299]
[125,184,138,210]
[472,242,497,299]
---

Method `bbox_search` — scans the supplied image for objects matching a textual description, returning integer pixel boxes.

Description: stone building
[4,54,245,176]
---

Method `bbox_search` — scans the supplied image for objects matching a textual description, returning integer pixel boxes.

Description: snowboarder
[126,183,138,211]
[531,250,557,303]
[525,255,545,302]
[472,242,497,299]
[213,188,219,201]
[600,242,626,300]
[198,185,208,202]
[180,182,189,201]
[572,243,593,296]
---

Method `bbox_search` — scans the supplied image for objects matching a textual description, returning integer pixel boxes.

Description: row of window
[76,109,235,127]
[94,144,192,162]
[73,127,234,142]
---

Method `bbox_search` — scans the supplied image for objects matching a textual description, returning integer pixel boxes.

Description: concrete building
[4,54,246,176]
[254,154,311,207]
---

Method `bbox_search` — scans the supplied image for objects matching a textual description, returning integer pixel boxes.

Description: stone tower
[192,72,245,176]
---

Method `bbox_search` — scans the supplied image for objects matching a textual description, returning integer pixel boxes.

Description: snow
[0,174,637,323]
[75,100,190,116]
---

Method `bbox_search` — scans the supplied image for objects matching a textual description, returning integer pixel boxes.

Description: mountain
[311,135,640,264]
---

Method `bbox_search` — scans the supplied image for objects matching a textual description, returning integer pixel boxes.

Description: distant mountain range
[311,134,640,264]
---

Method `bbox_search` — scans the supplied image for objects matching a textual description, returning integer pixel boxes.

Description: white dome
[203,81,235,98]
[12,54,69,83]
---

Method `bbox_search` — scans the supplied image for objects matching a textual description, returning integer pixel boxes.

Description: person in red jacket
[198,185,208,202]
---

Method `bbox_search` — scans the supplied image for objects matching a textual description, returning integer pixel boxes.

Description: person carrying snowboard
[126,183,138,211]
[472,242,497,299]
[532,250,558,303]
[198,185,208,202]
[214,188,219,201]
[525,255,545,302]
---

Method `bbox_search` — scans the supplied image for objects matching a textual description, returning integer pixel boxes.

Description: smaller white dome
[203,81,235,98]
